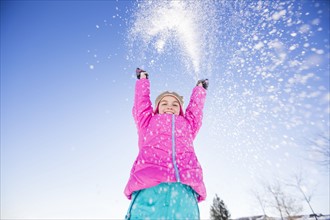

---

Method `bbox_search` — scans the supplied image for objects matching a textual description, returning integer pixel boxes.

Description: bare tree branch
[286,171,318,220]
[252,178,304,219]
[251,188,267,216]
[306,134,330,170]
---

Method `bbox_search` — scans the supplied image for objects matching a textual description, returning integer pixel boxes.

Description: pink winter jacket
[124,79,207,202]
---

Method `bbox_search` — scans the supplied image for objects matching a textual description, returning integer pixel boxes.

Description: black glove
[136,68,148,79]
[197,79,209,90]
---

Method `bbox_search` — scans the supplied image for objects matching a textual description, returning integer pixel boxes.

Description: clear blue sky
[1,0,329,219]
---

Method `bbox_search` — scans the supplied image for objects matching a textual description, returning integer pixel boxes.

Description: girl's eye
[161,103,167,106]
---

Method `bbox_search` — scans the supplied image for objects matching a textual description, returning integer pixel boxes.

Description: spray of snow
[127,1,219,79]
[125,0,329,171]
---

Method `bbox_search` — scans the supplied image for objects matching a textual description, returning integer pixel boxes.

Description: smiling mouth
[165,111,175,114]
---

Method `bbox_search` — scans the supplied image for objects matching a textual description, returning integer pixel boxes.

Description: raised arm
[185,79,208,139]
[132,69,153,130]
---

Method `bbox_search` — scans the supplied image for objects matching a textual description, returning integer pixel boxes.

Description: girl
[125,68,209,219]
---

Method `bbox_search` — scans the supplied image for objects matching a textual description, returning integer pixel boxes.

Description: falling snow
[125,0,329,170]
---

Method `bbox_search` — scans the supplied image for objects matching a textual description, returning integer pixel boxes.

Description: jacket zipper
[172,114,181,182]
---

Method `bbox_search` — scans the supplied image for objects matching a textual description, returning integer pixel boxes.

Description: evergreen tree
[210,194,231,220]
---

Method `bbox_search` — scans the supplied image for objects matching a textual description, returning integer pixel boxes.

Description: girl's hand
[197,79,209,90]
[136,68,149,79]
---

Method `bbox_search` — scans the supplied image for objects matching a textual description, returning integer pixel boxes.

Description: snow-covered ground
[235,214,330,220]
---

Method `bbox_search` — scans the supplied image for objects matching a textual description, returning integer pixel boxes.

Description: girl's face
[158,96,180,115]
